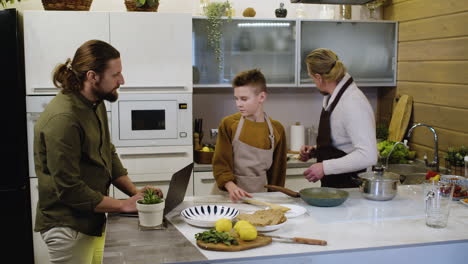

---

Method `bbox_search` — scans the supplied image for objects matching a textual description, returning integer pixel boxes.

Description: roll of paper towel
[290,122,305,152]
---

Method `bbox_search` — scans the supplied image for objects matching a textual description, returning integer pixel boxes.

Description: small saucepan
[265,185,349,207]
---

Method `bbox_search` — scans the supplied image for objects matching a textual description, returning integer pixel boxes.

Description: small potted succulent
[125,0,159,12]
[445,146,467,176]
[136,189,165,227]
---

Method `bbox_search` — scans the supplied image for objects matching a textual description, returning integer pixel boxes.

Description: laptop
[163,162,194,217]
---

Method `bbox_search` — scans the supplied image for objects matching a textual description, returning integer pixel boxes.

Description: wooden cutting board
[388,94,413,142]
[196,236,272,251]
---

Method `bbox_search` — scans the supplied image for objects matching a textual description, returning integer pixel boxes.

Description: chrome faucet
[385,141,407,169]
[406,123,439,172]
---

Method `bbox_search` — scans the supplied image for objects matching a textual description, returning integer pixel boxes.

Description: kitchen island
[103,185,468,264]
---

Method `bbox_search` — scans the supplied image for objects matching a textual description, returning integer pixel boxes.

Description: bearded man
[33,40,162,264]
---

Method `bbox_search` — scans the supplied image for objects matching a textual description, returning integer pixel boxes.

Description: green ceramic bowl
[299,187,349,207]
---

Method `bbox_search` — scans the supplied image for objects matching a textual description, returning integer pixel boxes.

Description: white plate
[460,199,468,207]
[181,205,239,228]
[279,204,307,218]
[255,220,287,232]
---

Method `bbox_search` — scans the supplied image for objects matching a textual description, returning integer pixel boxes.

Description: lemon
[234,220,251,232]
[238,225,257,241]
[201,146,210,152]
[215,218,232,232]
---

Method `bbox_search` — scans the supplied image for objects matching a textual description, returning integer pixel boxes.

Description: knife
[260,235,327,246]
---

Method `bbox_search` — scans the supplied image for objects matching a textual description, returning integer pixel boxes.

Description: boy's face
[234,85,266,118]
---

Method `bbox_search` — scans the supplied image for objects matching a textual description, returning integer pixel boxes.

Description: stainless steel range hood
[291,0,375,4]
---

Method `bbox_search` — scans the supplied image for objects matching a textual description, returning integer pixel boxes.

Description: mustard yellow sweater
[213,113,287,190]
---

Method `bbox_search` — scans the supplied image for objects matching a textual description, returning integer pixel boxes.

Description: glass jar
[338,5,352,20]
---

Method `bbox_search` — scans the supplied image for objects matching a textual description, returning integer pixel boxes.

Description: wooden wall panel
[399,13,468,42]
[398,61,468,84]
[383,0,468,166]
[398,37,468,61]
[384,0,468,21]
[397,82,468,109]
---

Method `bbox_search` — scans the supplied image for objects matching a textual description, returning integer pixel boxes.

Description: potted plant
[125,0,159,12]
[40,0,93,11]
[1,0,21,7]
[445,146,467,176]
[136,189,165,227]
[204,0,232,68]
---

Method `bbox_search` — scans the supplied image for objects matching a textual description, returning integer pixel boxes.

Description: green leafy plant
[376,123,389,141]
[204,1,232,68]
[137,189,163,205]
[377,140,410,164]
[135,0,158,8]
[445,146,467,167]
[195,229,239,246]
[1,0,21,8]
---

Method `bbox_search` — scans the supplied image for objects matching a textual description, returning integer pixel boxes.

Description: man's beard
[93,82,119,102]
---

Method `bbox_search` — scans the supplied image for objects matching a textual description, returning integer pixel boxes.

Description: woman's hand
[139,186,164,198]
[224,181,253,202]
[299,145,315,161]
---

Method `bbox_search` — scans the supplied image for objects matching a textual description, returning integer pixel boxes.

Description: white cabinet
[193,171,216,196]
[113,146,194,199]
[284,167,321,190]
[110,13,192,92]
[23,11,110,95]
[23,11,192,95]
[29,178,51,264]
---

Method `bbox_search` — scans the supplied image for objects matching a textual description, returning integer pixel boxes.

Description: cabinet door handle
[118,85,187,92]
[33,87,57,93]
[119,148,188,157]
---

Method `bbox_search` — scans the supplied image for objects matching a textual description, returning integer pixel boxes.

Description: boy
[212,69,287,202]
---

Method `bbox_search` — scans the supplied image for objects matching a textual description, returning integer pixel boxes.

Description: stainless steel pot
[357,167,400,201]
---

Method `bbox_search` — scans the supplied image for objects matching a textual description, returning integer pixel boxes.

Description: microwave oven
[111,93,192,147]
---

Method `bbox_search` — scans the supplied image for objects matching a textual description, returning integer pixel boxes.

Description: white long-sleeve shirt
[321,73,378,175]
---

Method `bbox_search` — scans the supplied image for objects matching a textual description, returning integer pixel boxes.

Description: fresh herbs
[138,189,163,205]
[135,0,158,8]
[376,123,389,141]
[445,146,467,167]
[195,229,239,246]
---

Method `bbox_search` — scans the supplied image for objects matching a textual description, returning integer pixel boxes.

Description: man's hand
[139,186,164,198]
[299,145,315,161]
[224,181,253,202]
[303,163,324,183]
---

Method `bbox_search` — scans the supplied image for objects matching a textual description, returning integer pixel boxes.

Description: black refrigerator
[0,8,34,263]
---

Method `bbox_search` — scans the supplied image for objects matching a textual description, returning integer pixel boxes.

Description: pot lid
[358,170,400,181]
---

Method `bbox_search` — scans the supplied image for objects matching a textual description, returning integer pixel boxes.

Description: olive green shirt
[34,92,127,236]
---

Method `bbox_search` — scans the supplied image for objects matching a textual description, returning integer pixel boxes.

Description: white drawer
[193,171,216,196]
[117,146,193,175]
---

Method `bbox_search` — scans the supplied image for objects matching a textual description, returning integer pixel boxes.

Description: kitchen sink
[385,164,428,185]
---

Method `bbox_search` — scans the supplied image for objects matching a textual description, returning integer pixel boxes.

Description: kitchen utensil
[242,199,291,212]
[196,236,272,251]
[181,205,239,227]
[388,94,413,142]
[260,235,327,246]
[357,167,400,201]
[265,185,349,207]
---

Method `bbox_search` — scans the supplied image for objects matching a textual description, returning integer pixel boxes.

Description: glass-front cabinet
[300,20,397,86]
[193,18,297,87]
[192,18,397,88]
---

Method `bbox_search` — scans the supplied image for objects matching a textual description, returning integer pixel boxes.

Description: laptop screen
[163,162,194,216]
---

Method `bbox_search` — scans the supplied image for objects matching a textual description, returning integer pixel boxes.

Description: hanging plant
[204,1,232,68]
[1,0,22,7]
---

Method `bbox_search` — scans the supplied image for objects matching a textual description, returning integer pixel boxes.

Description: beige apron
[211,114,275,194]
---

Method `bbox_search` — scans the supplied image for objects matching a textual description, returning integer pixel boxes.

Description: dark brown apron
[316,77,364,188]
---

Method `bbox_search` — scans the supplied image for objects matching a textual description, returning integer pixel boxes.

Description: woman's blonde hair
[52,40,120,93]
[305,48,346,82]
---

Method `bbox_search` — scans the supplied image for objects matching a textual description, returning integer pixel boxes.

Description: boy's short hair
[232,69,267,94]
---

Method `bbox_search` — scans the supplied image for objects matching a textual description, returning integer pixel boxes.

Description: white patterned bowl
[181,205,239,228]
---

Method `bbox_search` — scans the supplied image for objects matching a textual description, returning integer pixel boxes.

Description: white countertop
[166,185,468,261]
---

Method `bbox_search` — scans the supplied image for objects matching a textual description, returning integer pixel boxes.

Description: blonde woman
[299,48,377,188]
